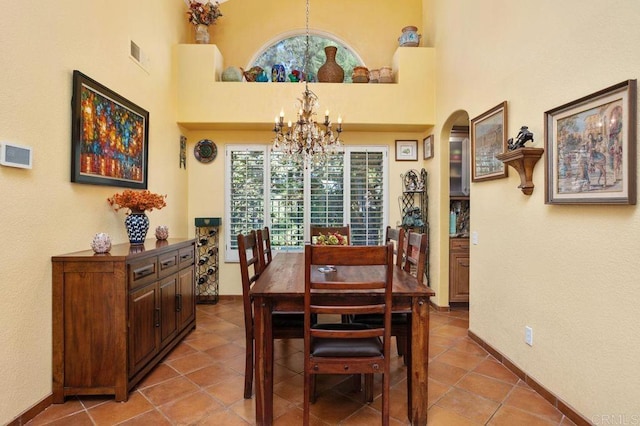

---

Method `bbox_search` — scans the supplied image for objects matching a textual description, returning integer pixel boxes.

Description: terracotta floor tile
[136,363,180,389]
[455,372,515,403]
[165,351,216,374]
[204,341,245,360]
[473,358,520,385]
[27,302,575,426]
[204,375,247,406]
[158,390,224,424]
[117,408,173,425]
[86,391,154,425]
[139,376,200,407]
[427,405,483,425]
[26,399,85,425]
[436,348,487,371]
[427,360,469,386]
[36,411,95,426]
[186,362,241,387]
[488,405,559,426]
[502,386,564,423]
[435,387,500,424]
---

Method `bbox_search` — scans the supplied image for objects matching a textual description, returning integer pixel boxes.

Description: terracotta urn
[317,46,344,83]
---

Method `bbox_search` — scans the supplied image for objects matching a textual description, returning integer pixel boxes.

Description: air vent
[130,40,141,62]
[129,39,149,73]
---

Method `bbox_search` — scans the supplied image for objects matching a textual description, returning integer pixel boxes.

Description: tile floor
[27,298,576,425]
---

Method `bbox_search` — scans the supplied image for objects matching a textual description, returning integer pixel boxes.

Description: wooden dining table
[251,251,435,425]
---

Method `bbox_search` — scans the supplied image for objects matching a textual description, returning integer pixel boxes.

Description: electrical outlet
[525,326,533,346]
[471,231,478,245]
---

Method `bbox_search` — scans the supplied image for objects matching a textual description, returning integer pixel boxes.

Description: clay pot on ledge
[317,46,344,83]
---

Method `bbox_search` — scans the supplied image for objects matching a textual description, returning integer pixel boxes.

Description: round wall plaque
[194,139,217,163]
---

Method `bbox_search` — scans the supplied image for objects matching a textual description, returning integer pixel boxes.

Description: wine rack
[195,217,221,304]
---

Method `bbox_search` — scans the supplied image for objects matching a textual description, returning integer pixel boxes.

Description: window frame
[225,144,388,262]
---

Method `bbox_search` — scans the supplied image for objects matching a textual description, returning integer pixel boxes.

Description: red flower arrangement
[186,0,222,26]
[107,190,167,213]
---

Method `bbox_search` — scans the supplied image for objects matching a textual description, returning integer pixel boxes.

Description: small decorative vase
[221,66,243,82]
[155,225,169,240]
[352,66,370,83]
[398,25,421,47]
[195,24,210,44]
[271,64,286,82]
[125,210,149,245]
[379,66,393,83]
[91,233,112,254]
[369,69,380,83]
[317,46,344,83]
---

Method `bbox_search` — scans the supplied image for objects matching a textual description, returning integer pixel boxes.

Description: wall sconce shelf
[496,147,544,195]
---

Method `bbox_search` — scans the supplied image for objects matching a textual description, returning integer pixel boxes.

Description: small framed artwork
[395,140,418,161]
[545,80,637,205]
[71,70,149,189]
[423,135,434,160]
[471,101,508,182]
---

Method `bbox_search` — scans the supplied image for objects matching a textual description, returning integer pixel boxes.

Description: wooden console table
[52,238,196,402]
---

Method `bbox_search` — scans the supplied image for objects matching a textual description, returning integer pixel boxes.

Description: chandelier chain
[271,0,344,166]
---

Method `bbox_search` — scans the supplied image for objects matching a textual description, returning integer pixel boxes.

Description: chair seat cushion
[311,323,383,357]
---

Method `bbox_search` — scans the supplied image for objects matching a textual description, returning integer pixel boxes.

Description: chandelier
[272,0,343,165]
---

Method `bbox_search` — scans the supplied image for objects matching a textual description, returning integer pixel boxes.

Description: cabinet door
[449,244,470,303]
[129,283,160,376]
[159,275,178,346]
[177,267,196,329]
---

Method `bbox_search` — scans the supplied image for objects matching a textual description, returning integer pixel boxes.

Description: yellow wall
[2,0,637,422]
[433,0,640,418]
[0,0,188,422]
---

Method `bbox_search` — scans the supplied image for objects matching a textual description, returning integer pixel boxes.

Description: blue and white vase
[125,210,149,245]
[271,64,286,82]
[398,26,421,47]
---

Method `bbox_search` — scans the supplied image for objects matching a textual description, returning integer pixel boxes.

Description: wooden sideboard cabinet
[449,237,469,303]
[52,238,196,403]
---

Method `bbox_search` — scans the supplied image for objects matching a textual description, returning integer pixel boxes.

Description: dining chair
[237,231,305,399]
[353,229,427,365]
[310,224,351,244]
[303,243,394,426]
[255,226,273,272]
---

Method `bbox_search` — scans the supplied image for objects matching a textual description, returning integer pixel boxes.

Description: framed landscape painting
[71,70,149,189]
[395,140,418,161]
[471,101,508,182]
[544,80,636,204]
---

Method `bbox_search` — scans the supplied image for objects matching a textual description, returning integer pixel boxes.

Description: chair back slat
[403,231,428,285]
[237,231,260,329]
[385,226,406,267]
[255,226,273,272]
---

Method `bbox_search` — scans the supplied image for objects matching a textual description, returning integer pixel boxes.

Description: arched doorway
[441,111,470,308]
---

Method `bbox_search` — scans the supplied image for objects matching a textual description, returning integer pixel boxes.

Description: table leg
[253,297,274,425]
[410,296,429,425]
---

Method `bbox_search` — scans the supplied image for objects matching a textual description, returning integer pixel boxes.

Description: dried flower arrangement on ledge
[107,190,167,213]
[186,0,222,26]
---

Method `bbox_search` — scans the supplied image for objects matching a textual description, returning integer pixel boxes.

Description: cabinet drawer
[128,257,158,289]
[158,251,179,278]
[450,238,469,252]
[178,246,195,267]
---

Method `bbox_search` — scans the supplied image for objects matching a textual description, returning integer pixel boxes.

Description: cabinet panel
[449,238,470,303]
[177,267,196,328]
[159,275,178,346]
[129,283,160,376]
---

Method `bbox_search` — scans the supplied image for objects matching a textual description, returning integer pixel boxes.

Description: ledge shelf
[496,147,544,195]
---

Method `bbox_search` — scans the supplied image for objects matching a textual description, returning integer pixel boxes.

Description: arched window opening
[252,34,362,83]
